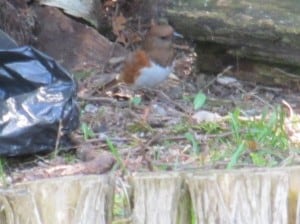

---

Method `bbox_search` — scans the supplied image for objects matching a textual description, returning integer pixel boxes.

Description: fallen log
[167,0,300,89]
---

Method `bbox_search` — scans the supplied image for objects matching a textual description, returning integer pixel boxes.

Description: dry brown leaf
[127,32,142,44]
[112,14,127,36]
[103,0,117,7]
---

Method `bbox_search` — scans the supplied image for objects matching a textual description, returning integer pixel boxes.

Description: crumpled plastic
[0,46,79,156]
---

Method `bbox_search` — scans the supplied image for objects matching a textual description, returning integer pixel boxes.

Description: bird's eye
[160,35,170,40]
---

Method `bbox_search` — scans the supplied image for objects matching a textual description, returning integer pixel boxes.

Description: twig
[281,99,294,117]
[84,137,129,144]
[254,84,283,93]
[202,65,233,90]
[143,132,162,149]
[100,42,118,74]
[156,90,190,115]
[78,95,118,104]
[236,85,274,109]
[54,119,63,157]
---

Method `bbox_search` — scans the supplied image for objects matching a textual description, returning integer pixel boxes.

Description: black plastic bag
[0,29,17,50]
[0,46,79,156]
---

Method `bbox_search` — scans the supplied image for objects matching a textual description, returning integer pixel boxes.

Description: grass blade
[227,141,246,169]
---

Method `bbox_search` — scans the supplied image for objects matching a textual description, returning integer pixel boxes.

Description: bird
[103,21,177,89]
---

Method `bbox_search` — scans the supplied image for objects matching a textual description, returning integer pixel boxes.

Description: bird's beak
[173,31,183,38]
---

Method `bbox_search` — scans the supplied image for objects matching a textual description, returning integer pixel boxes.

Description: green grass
[81,122,95,141]
[193,92,206,110]
[73,70,93,81]
[63,153,77,164]
[113,191,131,222]
[127,121,153,133]
[171,120,190,134]
[166,105,290,168]
[106,138,126,172]
[130,96,142,107]
[195,121,222,134]
[227,141,246,169]
[216,107,289,168]
[0,158,7,187]
[185,132,200,155]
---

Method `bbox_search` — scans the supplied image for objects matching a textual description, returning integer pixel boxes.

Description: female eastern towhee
[104,21,178,89]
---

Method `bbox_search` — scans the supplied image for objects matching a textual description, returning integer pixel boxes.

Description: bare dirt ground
[8,43,300,184]
[74,47,300,172]
[3,2,300,184]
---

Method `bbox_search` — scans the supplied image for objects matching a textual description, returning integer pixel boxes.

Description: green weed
[227,141,246,169]
[0,158,7,187]
[81,122,95,140]
[194,122,222,134]
[130,96,142,106]
[185,132,200,155]
[106,138,126,172]
[193,92,206,110]
[225,107,289,167]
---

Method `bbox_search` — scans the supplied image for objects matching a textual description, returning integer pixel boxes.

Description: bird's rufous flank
[106,21,176,88]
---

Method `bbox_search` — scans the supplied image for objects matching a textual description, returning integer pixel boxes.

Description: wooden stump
[129,172,189,224]
[187,170,288,224]
[0,175,114,224]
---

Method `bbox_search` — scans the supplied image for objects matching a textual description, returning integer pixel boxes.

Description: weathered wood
[187,170,288,224]
[0,175,114,224]
[167,0,300,89]
[128,167,300,224]
[129,172,189,224]
[287,167,300,224]
[1,167,300,223]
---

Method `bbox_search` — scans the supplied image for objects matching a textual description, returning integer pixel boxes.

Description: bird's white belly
[134,61,172,87]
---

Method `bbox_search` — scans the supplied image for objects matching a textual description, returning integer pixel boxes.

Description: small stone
[84,104,98,113]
